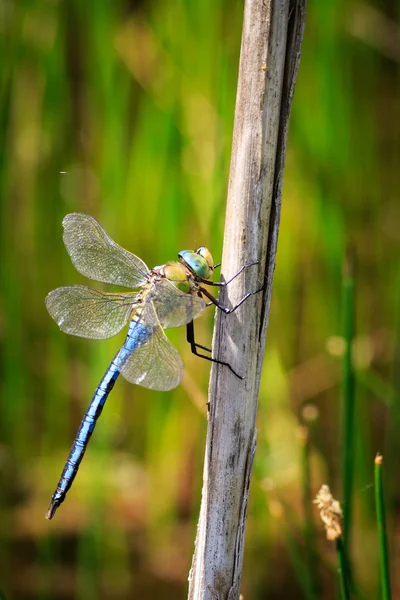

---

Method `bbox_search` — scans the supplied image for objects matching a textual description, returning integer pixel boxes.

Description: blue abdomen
[46,318,152,519]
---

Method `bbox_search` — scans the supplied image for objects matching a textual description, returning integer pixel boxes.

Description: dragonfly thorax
[178,247,214,280]
[159,262,192,293]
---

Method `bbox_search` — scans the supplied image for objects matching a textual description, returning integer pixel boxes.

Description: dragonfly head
[178,247,214,280]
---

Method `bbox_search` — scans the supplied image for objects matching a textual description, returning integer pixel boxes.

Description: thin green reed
[336,538,350,600]
[340,249,356,550]
[374,455,391,600]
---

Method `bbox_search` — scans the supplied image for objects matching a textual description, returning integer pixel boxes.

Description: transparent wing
[120,300,183,391]
[62,213,150,288]
[46,285,140,339]
[149,278,207,329]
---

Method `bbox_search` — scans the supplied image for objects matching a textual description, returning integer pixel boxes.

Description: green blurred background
[1,0,399,598]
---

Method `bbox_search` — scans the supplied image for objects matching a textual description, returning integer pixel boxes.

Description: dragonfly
[45,213,260,519]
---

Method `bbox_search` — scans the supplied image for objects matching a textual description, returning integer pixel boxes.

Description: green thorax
[160,262,191,293]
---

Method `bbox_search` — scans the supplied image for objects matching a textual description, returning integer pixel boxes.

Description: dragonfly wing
[46,285,140,339]
[149,279,207,329]
[120,300,183,391]
[62,213,150,288]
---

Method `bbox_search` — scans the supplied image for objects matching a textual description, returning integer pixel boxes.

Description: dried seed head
[313,484,343,541]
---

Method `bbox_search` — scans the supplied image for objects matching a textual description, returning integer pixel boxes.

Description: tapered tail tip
[46,500,59,520]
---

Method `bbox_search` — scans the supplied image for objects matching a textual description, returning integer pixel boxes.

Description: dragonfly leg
[198,261,259,287]
[187,320,212,353]
[186,321,243,379]
[199,285,263,314]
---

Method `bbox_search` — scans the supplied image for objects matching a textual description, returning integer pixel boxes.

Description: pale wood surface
[188,0,306,598]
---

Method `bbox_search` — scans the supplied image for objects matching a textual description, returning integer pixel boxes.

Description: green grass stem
[336,538,350,600]
[340,249,356,549]
[374,454,391,600]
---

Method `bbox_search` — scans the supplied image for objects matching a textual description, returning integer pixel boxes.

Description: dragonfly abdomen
[46,318,153,520]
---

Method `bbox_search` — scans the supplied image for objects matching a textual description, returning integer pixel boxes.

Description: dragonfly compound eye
[178,249,213,280]
[195,247,214,270]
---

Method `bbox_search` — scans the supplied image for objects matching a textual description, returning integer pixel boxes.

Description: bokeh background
[1,0,399,598]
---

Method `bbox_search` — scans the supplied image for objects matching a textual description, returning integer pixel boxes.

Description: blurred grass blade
[282,526,319,600]
[374,454,391,600]
[300,426,319,599]
[340,248,356,548]
[356,370,400,412]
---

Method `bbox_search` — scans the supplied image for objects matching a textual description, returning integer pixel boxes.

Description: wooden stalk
[188,0,306,598]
